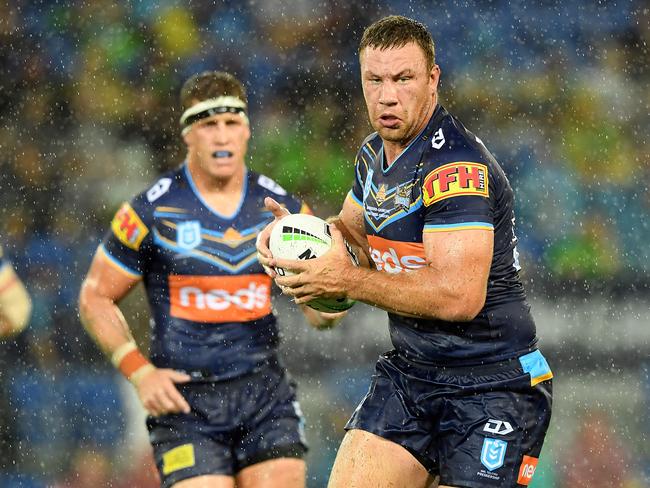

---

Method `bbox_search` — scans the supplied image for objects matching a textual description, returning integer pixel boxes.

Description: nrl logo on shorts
[177,221,202,250]
[480,438,507,471]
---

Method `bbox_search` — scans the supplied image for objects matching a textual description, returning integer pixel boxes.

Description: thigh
[438,379,552,488]
[328,429,436,488]
[236,458,306,488]
[147,427,234,488]
[345,355,441,474]
[172,475,234,488]
[148,383,238,488]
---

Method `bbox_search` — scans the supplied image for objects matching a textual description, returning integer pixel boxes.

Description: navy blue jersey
[348,105,537,366]
[102,164,308,380]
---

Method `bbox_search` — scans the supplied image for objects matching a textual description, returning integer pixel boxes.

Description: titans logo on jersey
[101,164,308,380]
[347,105,539,366]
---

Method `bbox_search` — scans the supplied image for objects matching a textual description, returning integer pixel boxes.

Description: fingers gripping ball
[269,214,356,313]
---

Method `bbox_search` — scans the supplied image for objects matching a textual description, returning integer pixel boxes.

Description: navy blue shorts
[147,362,307,487]
[346,350,553,487]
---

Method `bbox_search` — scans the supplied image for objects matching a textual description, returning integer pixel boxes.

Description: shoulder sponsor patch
[422,162,489,206]
[162,443,195,475]
[111,203,149,251]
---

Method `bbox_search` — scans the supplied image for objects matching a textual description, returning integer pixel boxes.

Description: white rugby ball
[269,213,356,313]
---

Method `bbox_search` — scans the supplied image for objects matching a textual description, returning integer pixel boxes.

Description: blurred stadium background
[0,1,648,486]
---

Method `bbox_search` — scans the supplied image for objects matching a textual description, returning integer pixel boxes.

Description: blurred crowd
[0,0,648,486]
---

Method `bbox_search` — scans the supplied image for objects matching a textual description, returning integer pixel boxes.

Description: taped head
[179,71,249,135]
[180,96,248,135]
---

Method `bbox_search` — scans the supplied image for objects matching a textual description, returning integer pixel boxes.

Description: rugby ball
[269,213,356,313]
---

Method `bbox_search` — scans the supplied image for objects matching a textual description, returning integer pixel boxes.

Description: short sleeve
[100,198,153,277]
[348,145,371,208]
[421,161,494,233]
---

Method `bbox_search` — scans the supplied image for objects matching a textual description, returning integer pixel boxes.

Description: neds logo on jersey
[368,236,426,274]
[422,162,489,206]
[169,275,271,323]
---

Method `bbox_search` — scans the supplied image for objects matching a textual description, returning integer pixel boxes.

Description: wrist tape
[111,342,154,383]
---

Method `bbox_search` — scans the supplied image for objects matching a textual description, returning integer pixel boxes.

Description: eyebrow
[201,113,242,122]
[364,68,415,78]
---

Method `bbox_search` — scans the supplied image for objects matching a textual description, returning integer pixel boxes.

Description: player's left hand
[256,197,290,278]
[272,223,356,304]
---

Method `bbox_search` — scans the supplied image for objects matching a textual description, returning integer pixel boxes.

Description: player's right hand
[133,367,192,416]
[256,197,291,277]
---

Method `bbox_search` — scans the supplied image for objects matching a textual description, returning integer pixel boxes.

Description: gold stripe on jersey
[160,220,257,249]
[154,229,258,272]
[155,206,188,213]
[346,191,363,208]
[359,153,370,173]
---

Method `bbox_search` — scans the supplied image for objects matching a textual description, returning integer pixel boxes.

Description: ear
[182,128,191,147]
[430,64,441,94]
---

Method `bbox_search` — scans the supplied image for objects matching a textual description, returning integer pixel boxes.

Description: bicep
[423,229,493,291]
[337,196,371,267]
[81,249,141,303]
[339,196,369,251]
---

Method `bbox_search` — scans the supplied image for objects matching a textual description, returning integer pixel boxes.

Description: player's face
[183,111,250,181]
[360,43,440,145]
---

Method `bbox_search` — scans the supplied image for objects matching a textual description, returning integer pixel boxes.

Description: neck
[187,157,246,196]
[384,98,437,166]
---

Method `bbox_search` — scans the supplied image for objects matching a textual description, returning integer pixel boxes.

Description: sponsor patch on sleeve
[162,443,195,475]
[517,455,538,485]
[422,162,489,206]
[111,203,149,251]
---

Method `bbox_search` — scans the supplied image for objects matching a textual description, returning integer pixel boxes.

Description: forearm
[0,269,31,336]
[79,288,155,383]
[79,288,134,356]
[327,216,372,269]
[300,304,346,330]
[345,266,485,321]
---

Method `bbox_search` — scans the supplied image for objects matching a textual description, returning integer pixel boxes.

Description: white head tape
[180,96,249,135]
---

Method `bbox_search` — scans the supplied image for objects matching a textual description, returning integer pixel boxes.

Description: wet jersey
[348,105,537,366]
[101,164,308,380]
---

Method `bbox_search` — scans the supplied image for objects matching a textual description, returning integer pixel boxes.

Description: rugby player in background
[79,71,340,488]
[258,16,553,488]
[0,244,31,338]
